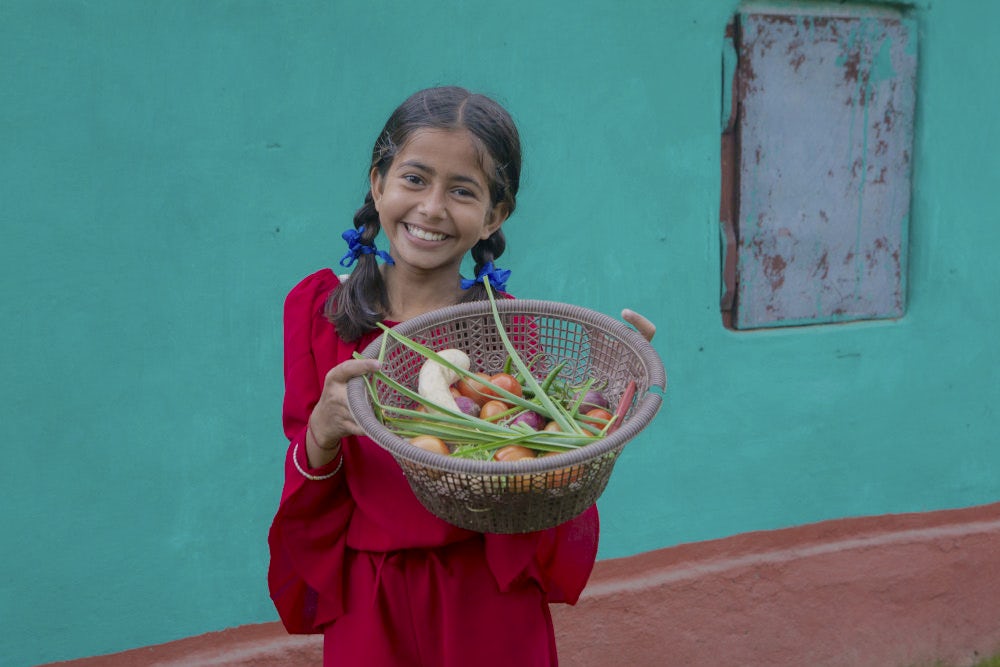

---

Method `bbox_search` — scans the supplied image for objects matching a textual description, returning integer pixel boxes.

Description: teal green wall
[2,1,997,664]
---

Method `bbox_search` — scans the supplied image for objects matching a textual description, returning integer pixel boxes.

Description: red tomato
[479,400,510,420]
[409,435,450,455]
[456,372,493,407]
[482,372,523,404]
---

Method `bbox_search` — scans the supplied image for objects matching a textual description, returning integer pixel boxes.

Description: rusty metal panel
[729,11,917,329]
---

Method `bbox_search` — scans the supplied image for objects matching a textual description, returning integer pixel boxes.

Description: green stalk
[366,368,521,434]
[482,277,583,434]
[352,286,609,454]
[371,325,557,420]
[539,361,567,393]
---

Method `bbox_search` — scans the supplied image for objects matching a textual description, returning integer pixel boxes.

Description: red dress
[268,269,599,667]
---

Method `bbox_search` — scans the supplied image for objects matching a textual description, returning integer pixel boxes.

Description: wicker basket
[346,299,666,534]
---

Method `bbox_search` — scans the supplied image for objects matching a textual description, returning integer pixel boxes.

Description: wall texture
[2,0,997,665]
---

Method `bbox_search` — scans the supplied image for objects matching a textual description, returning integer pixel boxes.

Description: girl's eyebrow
[398,159,483,189]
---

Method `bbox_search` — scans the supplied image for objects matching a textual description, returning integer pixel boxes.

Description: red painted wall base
[46,501,1000,667]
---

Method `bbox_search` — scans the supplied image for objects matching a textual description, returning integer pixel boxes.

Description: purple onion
[509,410,546,430]
[453,395,480,417]
[576,389,610,412]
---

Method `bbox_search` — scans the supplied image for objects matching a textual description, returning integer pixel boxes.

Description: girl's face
[371,128,507,277]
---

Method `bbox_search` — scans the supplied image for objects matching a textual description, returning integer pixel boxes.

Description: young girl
[268,86,654,666]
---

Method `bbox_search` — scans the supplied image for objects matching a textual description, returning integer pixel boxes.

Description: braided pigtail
[460,230,508,302]
[327,193,391,341]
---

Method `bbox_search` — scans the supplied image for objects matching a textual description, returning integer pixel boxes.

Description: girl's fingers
[324,358,381,387]
[311,359,381,442]
[621,309,656,342]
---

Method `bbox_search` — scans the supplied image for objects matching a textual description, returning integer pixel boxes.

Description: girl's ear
[481,203,509,240]
[370,167,385,210]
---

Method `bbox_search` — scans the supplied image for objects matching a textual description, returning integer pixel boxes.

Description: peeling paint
[728,10,916,329]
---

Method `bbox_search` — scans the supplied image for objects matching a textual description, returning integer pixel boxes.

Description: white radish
[417,348,471,413]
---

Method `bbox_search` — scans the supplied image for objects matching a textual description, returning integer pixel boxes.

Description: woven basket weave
[346,299,666,534]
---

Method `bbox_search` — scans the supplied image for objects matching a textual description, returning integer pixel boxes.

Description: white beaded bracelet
[292,443,343,481]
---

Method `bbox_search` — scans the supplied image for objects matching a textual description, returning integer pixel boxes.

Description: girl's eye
[454,184,485,200]
[403,174,424,186]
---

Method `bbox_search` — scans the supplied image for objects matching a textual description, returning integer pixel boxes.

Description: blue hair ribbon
[460,261,511,292]
[339,228,395,267]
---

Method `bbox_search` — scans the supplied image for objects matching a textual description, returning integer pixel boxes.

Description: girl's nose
[419,187,447,219]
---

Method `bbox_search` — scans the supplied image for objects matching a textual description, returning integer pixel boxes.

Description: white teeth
[407,224,447,241]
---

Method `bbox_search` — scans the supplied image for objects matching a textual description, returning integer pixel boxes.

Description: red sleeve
[281,270,330,449]
[482,506,599,606]
[268,270,354,633]
[534,506,600,604]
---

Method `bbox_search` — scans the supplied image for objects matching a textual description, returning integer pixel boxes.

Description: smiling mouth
[406,224,448,242]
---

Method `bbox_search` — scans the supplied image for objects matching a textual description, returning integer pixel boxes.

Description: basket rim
[346,298,666,476]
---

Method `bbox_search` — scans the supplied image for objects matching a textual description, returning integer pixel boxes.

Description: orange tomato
[482,372,523,404]
[408,435,450,455]
[540,451,583,487]
[580,408,613,428]
[494,445,538,492]
[493,445,536,462]
[479,399,510,420]
[456,372,493,407]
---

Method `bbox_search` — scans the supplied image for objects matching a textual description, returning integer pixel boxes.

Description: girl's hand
[621,309,656,342]
[306,358,381,467]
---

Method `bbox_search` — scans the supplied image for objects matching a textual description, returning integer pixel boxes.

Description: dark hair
[328,86,522,341]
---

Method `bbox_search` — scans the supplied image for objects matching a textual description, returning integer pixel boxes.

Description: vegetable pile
[359,278,637,469]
